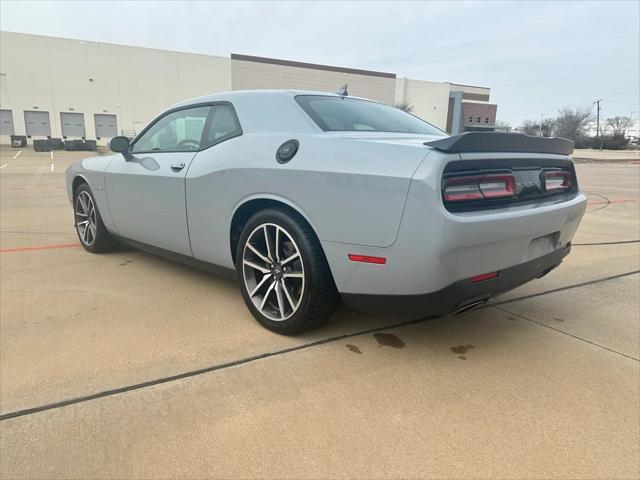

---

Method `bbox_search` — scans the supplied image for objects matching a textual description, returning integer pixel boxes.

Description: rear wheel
[74,183,118,253]
[236,208,338,334]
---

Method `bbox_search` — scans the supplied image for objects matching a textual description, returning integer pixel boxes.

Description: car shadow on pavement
[116,241,517,346]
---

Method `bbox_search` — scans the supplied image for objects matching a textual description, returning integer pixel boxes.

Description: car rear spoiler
[424,132,574,156]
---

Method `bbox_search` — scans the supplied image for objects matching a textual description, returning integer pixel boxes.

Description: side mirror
[109,136,130,153]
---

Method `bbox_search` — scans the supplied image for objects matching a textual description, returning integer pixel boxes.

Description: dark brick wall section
[463,102,497,125]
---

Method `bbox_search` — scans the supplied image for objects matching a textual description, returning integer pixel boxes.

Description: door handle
[171,161,186,171]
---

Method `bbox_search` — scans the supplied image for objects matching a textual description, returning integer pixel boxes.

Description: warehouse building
[0,31,497,146]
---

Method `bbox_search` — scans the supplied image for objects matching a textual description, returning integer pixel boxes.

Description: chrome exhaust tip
[453,299,489,316]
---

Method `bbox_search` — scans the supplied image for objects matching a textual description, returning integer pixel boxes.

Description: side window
[201,104,242,148]
[131,106,210,153]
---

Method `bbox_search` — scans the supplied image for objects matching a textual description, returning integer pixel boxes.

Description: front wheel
[74,183,118,253]
[236,208,338,334]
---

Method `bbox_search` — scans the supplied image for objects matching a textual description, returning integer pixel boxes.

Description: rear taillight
[443,174,515,202]
[442,176,483,201]
[544,171,572,192]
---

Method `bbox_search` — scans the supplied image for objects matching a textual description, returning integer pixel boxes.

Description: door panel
[105,152,196,256]
[104,105,211,256]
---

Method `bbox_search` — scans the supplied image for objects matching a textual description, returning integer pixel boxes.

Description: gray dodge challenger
[66,90,587,334]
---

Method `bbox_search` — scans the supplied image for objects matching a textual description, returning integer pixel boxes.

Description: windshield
[295,95,444,135]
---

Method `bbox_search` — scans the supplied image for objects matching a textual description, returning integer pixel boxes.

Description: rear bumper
[341,243,570,317]
[321,188,586,296]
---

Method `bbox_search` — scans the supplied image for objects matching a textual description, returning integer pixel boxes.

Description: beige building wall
[0,31,495,145]
[0,31,231,144]
[394,77,450,129]
[231,55,396,105]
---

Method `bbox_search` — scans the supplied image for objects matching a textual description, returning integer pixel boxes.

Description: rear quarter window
[295,95,444,135]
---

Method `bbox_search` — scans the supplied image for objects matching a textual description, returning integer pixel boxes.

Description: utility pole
[593,99,602,137]
[593,99,602,150]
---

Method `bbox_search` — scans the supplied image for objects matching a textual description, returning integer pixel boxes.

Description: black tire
[74,183,118,253]
[236,208,339,334]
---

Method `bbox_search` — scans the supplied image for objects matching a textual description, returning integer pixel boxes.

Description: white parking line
[0,164,7,169]
[50,151,54,160]
[12,150,22,160]
[50,163,55,172]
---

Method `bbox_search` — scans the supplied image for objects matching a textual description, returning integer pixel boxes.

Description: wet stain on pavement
[458,356,467,360]
[373,333,405,349]
[346,344,362,354]
[553,317,565,322]
[508,316,517,321]
[450,344,474,355]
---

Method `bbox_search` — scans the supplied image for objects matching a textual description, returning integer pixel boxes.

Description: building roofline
[231,53,396,79]
[448,82,491,90]
[0,30,227,60]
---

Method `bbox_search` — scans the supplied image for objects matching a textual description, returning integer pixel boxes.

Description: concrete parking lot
[0,146,638,479]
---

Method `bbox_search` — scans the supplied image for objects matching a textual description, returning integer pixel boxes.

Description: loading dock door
[94,114,117,139]
[0,110,15,135]
[24,111,51,137]
[60,112,85,138]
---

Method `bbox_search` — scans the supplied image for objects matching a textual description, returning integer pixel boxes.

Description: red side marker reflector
[470,271,499,283]
[348,254,386,265]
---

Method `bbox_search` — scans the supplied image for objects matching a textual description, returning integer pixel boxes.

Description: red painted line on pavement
[1,197,637,253]
[588,198,640,206]
[0,243,80,253]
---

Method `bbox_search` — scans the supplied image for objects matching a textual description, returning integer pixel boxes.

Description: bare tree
[604,116,633,137]
[494,120,511,132]
[539,117,556,137]
[553,107,592,141]
[394,102,414,113]
[521,119,539,135]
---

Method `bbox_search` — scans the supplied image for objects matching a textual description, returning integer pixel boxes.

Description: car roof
[171,89,369,109]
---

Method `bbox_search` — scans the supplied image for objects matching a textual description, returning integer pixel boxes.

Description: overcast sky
[1,0,638,128]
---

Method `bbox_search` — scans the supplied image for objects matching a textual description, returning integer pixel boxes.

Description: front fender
[65,154,120,233]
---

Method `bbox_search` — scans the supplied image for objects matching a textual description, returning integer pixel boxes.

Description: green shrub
[589,135,630,150]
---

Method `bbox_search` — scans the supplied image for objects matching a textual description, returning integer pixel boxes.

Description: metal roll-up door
[60,112,86,138]
[0,110,15,135]
[24,111,51,137]
[94,114,117,139]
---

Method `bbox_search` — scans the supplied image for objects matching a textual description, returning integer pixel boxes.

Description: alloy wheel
[242,223,305,321]
[75,191,97,247]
